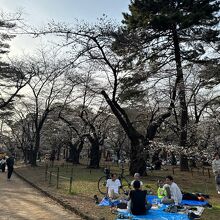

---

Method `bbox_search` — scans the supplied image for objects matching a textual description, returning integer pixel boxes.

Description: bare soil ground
[0,170,81,220]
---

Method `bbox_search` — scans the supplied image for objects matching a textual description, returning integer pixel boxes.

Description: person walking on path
[212,152,220,194]
[6,155,14,180]
[0,156,6,172]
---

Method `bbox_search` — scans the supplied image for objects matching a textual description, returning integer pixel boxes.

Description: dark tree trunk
[89,139,101,168]
[57,146,61,161]
[129,139,146,176]
[28,145,34,164]
[22,148,28,164]
[31,132,40,166]
[116,148,120,162]
[172,27,188,147]
[32,150,38,166]
[68,141,83,164]
[180,154,189,171]
[63,148,66,159]
[172,27,189,171]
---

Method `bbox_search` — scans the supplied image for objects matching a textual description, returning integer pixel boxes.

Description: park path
[0,171,81,220]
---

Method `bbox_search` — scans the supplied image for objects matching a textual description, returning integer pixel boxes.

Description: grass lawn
[15,161,220,220]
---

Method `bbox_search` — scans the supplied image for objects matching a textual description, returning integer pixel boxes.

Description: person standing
[0,157,6,172]
[212,152,220,194]
[6,155,14,180]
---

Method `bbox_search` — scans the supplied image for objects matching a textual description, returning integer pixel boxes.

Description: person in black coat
[128,180,152,215]
[0,157,6,172]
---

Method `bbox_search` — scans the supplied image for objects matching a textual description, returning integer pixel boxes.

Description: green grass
[16,162,220,220]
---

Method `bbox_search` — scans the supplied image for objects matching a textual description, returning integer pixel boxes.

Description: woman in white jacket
[212,152,220,194]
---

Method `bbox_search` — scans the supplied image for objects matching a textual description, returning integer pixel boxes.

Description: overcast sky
[1,0,130,56]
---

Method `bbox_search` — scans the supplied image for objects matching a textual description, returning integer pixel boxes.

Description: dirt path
[0,171,81,220]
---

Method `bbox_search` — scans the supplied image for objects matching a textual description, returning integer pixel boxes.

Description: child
[157,180,167,199]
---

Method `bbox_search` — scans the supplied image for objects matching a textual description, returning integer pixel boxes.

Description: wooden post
[49,171,52,185]
[69,168,73,193]
[69,177,73,193]
[56,167,60,189]
[66,163,69,173]
[45,164,48,181]
[208,168,210,178]
[71,167,73,178]
[172,167,175,175]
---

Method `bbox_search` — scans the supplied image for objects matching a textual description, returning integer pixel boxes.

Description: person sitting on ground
[106,173,121,199]
[162,175,182,205]
[131,173,143,189]
[157,179,171,200]
[128,180,152,216]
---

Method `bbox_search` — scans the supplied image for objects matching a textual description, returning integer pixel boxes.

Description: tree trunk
[31,132,40,166]
[89,140,100,168]
[172,27,188,147]
[32,150,38,166]
[57,146,61,161]
[23,148,28,164]
[68,140,84,164]
[180,154,189,171]
[129,139,146,176]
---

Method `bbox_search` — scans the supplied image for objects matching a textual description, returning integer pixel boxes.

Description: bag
[117,202,127,209]
[164,205,178,213]
[216,175,220,185]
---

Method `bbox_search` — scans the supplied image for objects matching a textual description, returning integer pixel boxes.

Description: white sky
[1,0,130,56]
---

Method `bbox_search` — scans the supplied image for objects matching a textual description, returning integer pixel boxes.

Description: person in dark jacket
[128,180,151,215]
[0,157,6,172]
[6,155,14,180]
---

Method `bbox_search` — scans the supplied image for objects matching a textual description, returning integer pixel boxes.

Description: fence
[45,163,74,193]
[172,165,212,178]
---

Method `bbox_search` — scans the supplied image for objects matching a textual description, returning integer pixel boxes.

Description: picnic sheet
[147,195,208,206]
[99,196,206,220]
[99,197,120,206]
[116,206,204,220]
[116,208,190,220]
[99,195,208,207]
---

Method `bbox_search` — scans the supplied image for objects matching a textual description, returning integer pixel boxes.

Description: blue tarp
[99,197,120,206]
[116,208,189,220]
[147,195,208,206]
[99,195,208,207]
[99,196,207,220]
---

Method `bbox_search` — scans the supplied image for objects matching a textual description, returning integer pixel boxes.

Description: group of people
[106,173,182,216]
[0,155,15,180]
[101,151,220,216]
